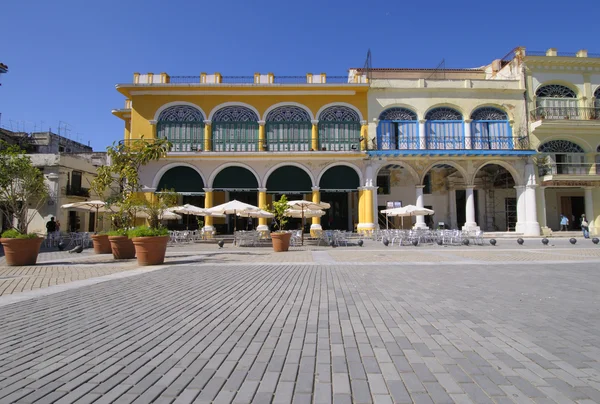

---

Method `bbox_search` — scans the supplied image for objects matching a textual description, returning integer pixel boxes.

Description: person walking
[581,214,590,239]
[560,214,569,231]
[46,217,57,238]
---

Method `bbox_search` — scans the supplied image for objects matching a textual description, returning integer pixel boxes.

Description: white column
[477,188,486,229]
[414,185,428,229]
[524,160,540,236]
[537,186,549,233]
[372,186,378,228]
[347,191,353,231]
[418,120,426,149]
[514,185,526,233]
[449,187,457,229]
[462,186,479,231]
[585,187,595,235]
[464,119,472,149]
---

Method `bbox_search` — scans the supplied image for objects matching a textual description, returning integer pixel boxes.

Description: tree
[91,138,171,231]
[269,194,289,231]
[0,141,49,234]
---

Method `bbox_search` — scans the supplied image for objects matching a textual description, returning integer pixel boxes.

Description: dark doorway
[68,211,80,232]
[321,192,350,230]
[227,191,258,233]
[88,212,95,233]
[455,190,479,229]
[571,196,585,230]
[505,198,517,231]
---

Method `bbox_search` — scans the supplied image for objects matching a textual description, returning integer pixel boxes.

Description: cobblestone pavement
[1,245,600,403]
[2,238,600,297]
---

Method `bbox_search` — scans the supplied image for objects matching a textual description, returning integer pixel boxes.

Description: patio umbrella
[284,209,325,218]
[380,205,434,229]
[168,204,209,229]
[61,200,113,233]
[136,210,182,220]
[236,209,274,231]
[286,200,331,245]
[206,200,261,239]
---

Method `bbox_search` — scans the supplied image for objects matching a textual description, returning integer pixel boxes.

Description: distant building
[0,129,108,235]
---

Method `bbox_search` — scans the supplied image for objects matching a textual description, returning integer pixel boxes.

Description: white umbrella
[61,200,113,232]
[286,200,331,245]
[285,209,325,218]
[380,205,434,229]
[168,204,208,216]
[135,210,182,220]
[206,200,261,239]
[236,209,274,218]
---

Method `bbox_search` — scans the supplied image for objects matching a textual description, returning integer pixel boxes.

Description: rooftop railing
[530,106,600,121]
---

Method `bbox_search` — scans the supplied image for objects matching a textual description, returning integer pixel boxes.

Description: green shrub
[106,229,128,237]
[127,226,169,238]
[1,229,40,239]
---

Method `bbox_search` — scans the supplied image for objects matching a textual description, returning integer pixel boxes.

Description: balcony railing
[538,162,599,176]
[66,186,90,197]
[530,106,600,121]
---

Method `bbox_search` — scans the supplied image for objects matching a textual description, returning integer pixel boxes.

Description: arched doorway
[157,105,205,152]
[156,166,205,229]
[212,166,259,233]
[318,105,361,151]
[211,106,259,152]
[470,107,511,150]
[375,163,419,229]
[535,84,578,119]
[266,165,313,231]
[319,165,360,230]
[472,164,517,231]
[377,107,418,150]
[265,105,312,151]
[425,107,464,150]
[420,163,468,229]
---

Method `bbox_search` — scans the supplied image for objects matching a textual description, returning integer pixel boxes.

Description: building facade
[113,48,600,236]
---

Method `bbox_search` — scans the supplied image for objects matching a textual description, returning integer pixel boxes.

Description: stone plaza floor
[0,239,600,403]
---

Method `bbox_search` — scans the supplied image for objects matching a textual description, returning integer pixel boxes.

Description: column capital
[142,186,157,192]
[360,120,368,126]
[148,120,157,125]
[514,185,526,190]
[203,119,212,125]
[415,185,425,189]
[311,120,319,125]
[257,120,266,126]
[311,186,320,191]
[465,185,476,190]
[257,187,267,192]
[526,184,538,189]
[464,119,473,124]
[203,188,214,193]
[419,119,426,124]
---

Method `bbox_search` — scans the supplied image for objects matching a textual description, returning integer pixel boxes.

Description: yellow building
[112,73,373,234]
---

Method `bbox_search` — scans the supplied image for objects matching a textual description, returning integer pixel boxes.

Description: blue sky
[1,0,598,151]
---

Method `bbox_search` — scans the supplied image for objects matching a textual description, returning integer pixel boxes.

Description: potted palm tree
[0,141,49,266]
[91,138,171,261]
[268,194,292,252]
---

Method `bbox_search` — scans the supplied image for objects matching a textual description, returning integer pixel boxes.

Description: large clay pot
[91,234,112,254]
[132,236,169,266]
[0,237,44,266]
[271,232,292,252]
[108,236,136,259]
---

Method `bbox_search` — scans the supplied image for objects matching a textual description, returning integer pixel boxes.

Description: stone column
[311,120,319,151]
[203,188,214,233]
[524,160,541,236]
[514,185,526,233]
[414,185,428,229]
[258,121,266,151]
[418,119,426,149]
[257,188,268,231]
[360,120,368,150]
[149,120,157,140]
[311,186,322,235]
[537,186,549,234]
[449,186,457,229]
[462,186,479,231]
[357,186,376,233]
[464,119,472,149]
[585,187,595,235]
[204,120,212,151]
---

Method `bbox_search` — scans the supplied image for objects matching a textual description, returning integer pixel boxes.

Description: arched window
[212,106,259,152]
[424,107,463,149]
[470,107,512,150]
[377,108,418,150]
[535,84,578,119]
[318,106,361,151]
[157,105,205,152]
[265,106,312,151]
[538,140,585,175]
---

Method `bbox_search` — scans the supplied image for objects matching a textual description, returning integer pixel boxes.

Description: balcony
[530,106,600,121]
[538,162,598,177]
[66,186,90,197]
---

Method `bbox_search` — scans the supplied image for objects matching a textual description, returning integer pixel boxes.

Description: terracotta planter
[271,232,292,252]
[0,237,43,266]
[91,234,112,254]
[108,236,136,259]
[132,236,169,266]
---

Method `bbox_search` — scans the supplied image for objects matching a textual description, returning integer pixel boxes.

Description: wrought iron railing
[220,76,255,84]
[530,106,600,121]
[319,122,361,151]
[158,122,205,152]
[377,121,419,150]
[538,162,598,176]
[212,122,259,152]
[169,76,201,83]
[66,186,90,197]
[265,123,312,151]
[273,76,307,84]
[326,76,350,83]
[425,121,464,149]
[528,51,600,58]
